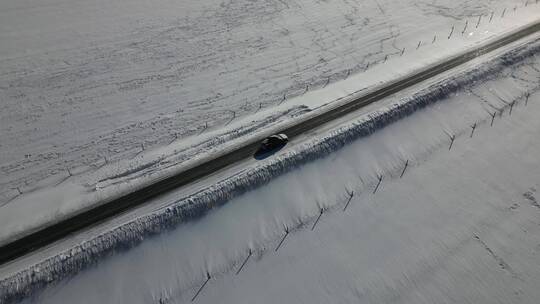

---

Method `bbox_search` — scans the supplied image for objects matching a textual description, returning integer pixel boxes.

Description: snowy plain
[1,0,540,247]
[2,25,540,303]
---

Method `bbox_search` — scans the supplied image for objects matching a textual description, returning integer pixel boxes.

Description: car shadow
[253,143,287,160]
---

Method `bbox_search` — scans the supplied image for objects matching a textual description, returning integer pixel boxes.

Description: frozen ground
[1,0,540,246]
[2,27,540,304]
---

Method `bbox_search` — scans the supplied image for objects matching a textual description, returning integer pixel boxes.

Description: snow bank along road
[3,27,540,304]
[1,19,540,267]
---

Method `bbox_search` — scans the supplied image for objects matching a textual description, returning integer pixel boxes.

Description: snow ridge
[1,38,539,304]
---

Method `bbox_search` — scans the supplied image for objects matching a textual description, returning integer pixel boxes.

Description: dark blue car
[254,134,288,160]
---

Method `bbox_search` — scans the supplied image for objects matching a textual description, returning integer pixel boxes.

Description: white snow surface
[1,0,540,245]
[2,28,540,304]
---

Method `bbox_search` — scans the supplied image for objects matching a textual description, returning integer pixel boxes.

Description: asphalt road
[1,20,539,266]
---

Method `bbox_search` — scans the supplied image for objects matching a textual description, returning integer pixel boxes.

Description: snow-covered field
[1,0,540,247]
[2,26,540,303]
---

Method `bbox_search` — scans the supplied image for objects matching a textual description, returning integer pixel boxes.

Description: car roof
[269,134,287,140]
